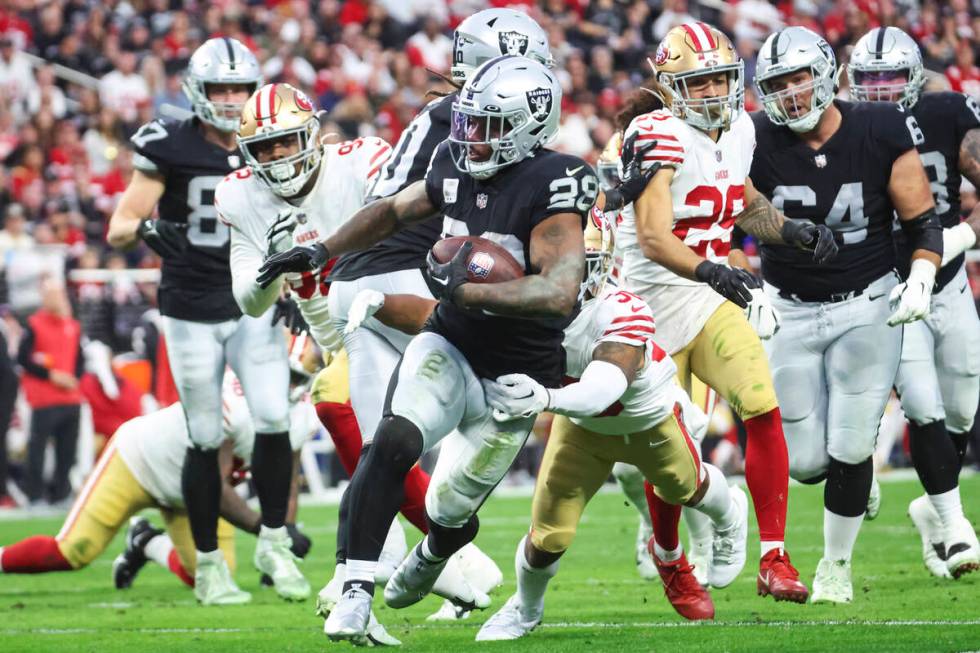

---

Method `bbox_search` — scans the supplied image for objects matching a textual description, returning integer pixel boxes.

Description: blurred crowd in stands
[0,0,977,507]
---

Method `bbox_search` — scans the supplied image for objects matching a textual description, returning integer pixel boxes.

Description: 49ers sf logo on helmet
[655,43,670,66]
[295,90,314,111]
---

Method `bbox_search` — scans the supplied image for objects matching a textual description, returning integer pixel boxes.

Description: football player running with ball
[257,56,598,643]
[751,26,942,602]
[849,27,980,579]
[107,39,299,605]
[617,22,838,607]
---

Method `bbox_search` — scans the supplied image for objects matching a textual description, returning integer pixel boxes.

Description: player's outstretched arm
[484,341,642,420]
[455,213,583,318]
[256,180,437,287]
[107,170,166,249]
[229,224,283,317]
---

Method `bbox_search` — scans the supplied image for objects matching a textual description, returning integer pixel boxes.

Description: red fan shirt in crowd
[946,64,980,98]
[79,372,143,440]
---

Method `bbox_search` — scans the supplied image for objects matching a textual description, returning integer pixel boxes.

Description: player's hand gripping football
[781,218,840,264]
[744,287,781,339]
[483,373,550,421]
[137,218,189,259]
[344,289,386,334]
[257,243,330,288]
[425,240,472,305]
[603,133,663,212]
[694,261,760,308]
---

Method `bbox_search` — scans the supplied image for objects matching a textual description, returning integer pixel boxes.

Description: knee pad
[529,527,574,556]
[368,416,425,477]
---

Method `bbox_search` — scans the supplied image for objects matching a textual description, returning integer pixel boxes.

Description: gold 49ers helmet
[596,131,622,191]
[654,22,744,132]
[582,207,614,300]
[238,83,322,197]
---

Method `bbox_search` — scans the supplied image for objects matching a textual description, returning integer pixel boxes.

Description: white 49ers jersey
[216,137,391,352]
[617,109,755,353]
[115,371,320,508]
[563,288,702,436]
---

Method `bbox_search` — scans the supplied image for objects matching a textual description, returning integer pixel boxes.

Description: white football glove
[265,210,299,256]
[344,289,386,334]
[744,287,781,340]
[482,373,550,422]
[887,259,936,327]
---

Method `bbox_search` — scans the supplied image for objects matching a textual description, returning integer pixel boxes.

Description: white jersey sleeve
[215,170,281,318]
[624,109,692,172]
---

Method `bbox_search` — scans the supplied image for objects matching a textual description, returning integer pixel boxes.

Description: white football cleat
[194,551,251,606]
[456,543,503,594]
[708,485,748,589]
[324,584,372,644]
[943,517,980,579]
[633,517,658,581]
[254,526,311,601]
[314,565,344,618]
[376,519,408,586]
[908,495,952,579]
[364,610,402,647]
[475,595,541,642]
[810,558,853,604]
[384,543,490,611]
[426,599,472,621]
[865,475,881,521]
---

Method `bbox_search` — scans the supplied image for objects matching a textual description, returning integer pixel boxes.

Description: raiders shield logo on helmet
[526,88,553,123]
[498,31,530,56]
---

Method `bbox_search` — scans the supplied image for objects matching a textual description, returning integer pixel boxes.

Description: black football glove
[695,260,760,308]
[257,243,330,288]
[604,133,662,212]
[137,218,189,259]
[781,219,840,264]
[424,241,472,305]
[286,523,312,558]
[271,296,309,335]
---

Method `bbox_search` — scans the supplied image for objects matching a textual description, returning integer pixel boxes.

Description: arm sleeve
[547,360,629,418]
[16,325,49,379]
[229,225,281,317]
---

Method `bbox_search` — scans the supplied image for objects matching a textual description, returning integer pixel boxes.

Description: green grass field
[0,476,978,652]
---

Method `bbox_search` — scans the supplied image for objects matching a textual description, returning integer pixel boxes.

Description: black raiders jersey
[423,142,598,386]
[750,101,916,299]
[130,117,242,322]
[895,91,980,290]
[328,94,455,282]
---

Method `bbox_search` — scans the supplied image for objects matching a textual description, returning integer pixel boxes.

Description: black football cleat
[112,516,164,589]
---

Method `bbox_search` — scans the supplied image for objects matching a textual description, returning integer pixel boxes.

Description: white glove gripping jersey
[115,370,320,508]
[563,288,704,436]
[618,110,755,353]
[215,137,392,353]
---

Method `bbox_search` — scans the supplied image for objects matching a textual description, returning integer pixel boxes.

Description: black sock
[824,456,873,518]
[251,431,292,529]
[908,420,959,495]
[425,513,480,560]
[950,430,970,473]
[182,446,221,552]
[342,416,423,594]
[336,448,369,566]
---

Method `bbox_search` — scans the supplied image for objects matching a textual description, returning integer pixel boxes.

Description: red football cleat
[757,549,809,603]
[649,541,715,621]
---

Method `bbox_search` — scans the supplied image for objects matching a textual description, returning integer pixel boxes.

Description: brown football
[430,236,525,284]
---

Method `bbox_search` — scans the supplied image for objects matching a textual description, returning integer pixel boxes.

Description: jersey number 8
[187,176,229,248]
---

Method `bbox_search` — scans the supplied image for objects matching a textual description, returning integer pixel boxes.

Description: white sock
[144,534,174,568]
[683,508,713,547]
[421,537,445,562]
[613,463,652,529]
[196,549,223,564]
[823,508,864,562]
[691,464,736,528]
[653,541,682,562]
[345,558,377,584]
[928,487,964,530]
[760,541,784,558]
[514,536,557,619]
[259,524,287,540]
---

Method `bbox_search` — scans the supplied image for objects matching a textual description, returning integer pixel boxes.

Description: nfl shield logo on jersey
[526,88,553,123]
[498,31,529,56]
[227,154,241,168]
[476,193,488,209]
[814,154,827,168]
[468,252,495,279]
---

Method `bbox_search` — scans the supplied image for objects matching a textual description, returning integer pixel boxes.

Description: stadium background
[0,0,978,508]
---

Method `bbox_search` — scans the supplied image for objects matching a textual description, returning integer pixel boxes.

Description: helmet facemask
[757,65,835,133]
[849,66,924,109]
[239,120,322,197]
[580,213,614,301]
[184,79,258,132]
[449,105,528,180]
[661,62,744,132]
